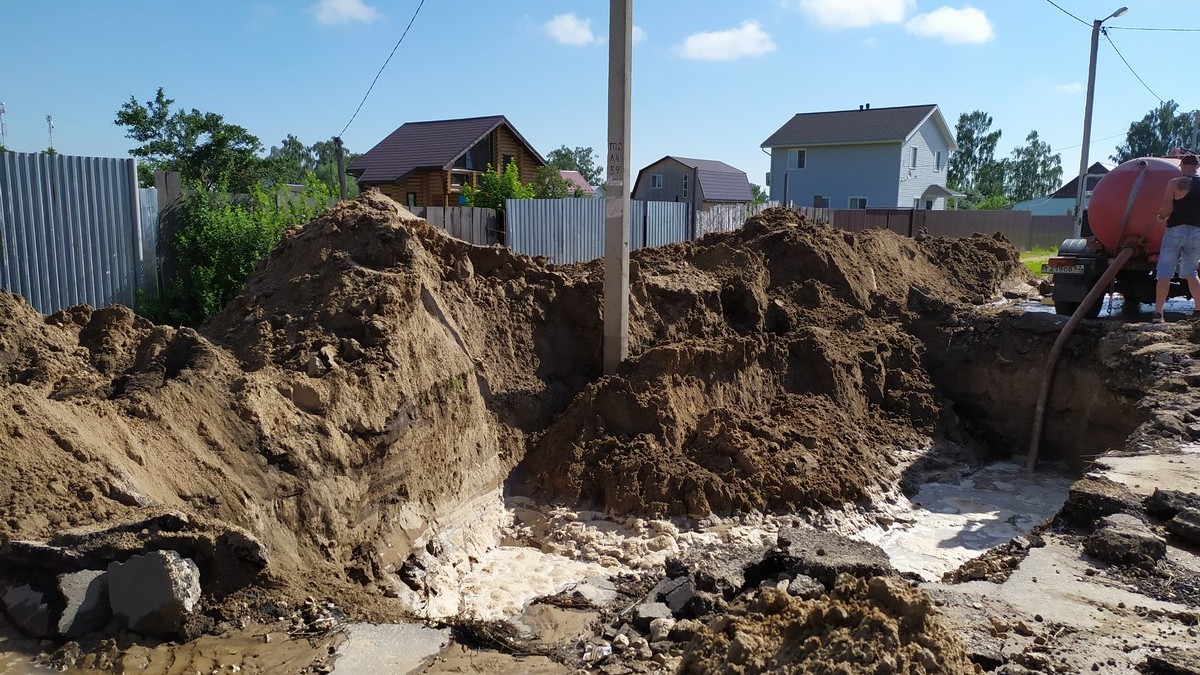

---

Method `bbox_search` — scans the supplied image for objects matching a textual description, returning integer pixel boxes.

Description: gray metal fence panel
[0,152,143,314]
[507,199,690,264]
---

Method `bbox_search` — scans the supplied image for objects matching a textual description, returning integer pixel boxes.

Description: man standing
[1153,154,1200,322]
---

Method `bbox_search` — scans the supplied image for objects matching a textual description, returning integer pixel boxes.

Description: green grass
[1020,247,1056,277]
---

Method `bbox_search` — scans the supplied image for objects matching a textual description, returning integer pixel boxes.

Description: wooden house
[348,115,545,208]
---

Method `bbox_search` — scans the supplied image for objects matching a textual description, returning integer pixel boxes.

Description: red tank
[1087,156,1184,256]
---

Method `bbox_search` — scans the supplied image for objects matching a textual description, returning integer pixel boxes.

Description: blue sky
[1,1,1195,192]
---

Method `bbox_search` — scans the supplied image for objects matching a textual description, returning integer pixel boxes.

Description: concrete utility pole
[333,136,347,201]
[603,0,631,374]
[1073,6,1127,238]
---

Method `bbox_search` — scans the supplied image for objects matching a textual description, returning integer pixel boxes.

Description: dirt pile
[0,191,608,624]
[0,193,1032,639]
[678,576,980,674]
[513,209,1031,515]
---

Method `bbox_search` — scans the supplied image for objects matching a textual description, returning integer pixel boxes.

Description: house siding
[632,159,698,210]
[897,119,953,210]
[769,143,900,208]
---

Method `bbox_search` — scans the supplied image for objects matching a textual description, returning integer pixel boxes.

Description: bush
[141,173,331,326]
[461,159,533,211]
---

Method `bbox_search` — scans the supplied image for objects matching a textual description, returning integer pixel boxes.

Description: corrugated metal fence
[0,152,154,314]
[506,199,690,264]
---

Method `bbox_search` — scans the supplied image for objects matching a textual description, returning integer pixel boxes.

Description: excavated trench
[925,311,1144,474]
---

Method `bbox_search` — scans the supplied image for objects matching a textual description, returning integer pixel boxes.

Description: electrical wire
[1103,29,1163,104]
[1042,0,1089,27]
[1108,26,1200,32]
[339,0,426,138]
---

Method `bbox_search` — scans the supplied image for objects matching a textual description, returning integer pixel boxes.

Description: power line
[1042,0,1089,27]
[1108,26,1200,33]
[1103,29,1163,104]
[339,0,426,138]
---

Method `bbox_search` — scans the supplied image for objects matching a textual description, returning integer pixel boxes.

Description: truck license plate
[1042,263,1084,275]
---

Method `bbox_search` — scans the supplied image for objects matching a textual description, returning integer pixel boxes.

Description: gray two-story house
[631,156,752,211]
[761,104,958,210]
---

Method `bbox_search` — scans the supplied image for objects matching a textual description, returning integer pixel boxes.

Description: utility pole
[333,136,347,201]
[1073,7,1127,238]
[604,0,631,374]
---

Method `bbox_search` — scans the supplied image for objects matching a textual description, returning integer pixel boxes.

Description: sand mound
[512,208,1029,515]
[0,194,1030,628]
[678,576,980,674]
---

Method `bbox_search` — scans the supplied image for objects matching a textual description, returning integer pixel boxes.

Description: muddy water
[0,458,1074,673]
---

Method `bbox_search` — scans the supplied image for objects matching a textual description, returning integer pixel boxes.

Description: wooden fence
[694,202,781,238]
[407,206,498,246]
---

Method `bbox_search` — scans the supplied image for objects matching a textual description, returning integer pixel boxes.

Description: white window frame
[788,148,807,170]
[651,173,663,189]
[935,150,943,172]
[682,173,689,199]
[849,196,868,209]
[910,146,918,169]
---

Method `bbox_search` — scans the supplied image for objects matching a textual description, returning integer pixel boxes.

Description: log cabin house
[348,115,545,208]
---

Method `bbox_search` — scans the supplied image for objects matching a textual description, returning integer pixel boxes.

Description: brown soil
[0,191,1035,668]
[678,577,980,674]
[512,211,1027,515]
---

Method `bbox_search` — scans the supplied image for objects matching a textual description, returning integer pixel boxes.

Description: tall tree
[947,110,1003,193]
[750,183,768,205]
[545,145,601,185]
[1112,100,1196,163]
[115,87,265,190]
[1004,130,1062,202]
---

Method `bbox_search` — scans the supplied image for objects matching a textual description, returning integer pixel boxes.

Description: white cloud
[311,0,380,25]
[675,21,776,62]
[905,6,995,44]
[1054,82,1084,94]
[546,13,602,45]
[790,0,914,29]
[633,25,647,44]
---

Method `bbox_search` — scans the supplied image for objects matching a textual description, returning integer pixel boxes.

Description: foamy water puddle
[851,462,1074,580]
[403,461,1073,621]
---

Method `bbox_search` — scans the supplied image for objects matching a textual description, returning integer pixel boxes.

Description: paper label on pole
[609,179,623,186]
[606,199,622,217]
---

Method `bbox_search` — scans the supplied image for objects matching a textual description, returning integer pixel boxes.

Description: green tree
[1004,130,1062,202]
[143,174,331,326]
[44,147,57,156]
[116,87,265,190]
[948,110,1003,192]
[1112,100,1196,163]
[750,183,769,205]
[461,159,534,211]
[546,145,601,185]
[532,165,575,199]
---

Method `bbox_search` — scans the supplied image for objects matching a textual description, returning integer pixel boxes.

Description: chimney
[865,103,870,110]
[858,105,864,111]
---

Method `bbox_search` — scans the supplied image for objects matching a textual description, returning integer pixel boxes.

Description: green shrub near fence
[141,173,331,326]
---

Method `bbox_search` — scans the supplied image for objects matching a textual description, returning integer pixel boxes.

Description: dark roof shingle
[761,104,940,148]
[668,156,752,202]
[349,115,543,184]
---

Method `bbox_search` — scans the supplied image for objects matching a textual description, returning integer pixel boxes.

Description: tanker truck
[1043,155,1192,319]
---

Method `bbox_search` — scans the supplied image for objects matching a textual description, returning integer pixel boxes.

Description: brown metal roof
[348,115,545,184]
[761,104,944,148]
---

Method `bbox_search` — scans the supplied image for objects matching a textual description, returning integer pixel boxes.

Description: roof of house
[1050,162,1111,199]
[635,155,752,202]
[761,104,954,150]
[559,170,596,195]
[348,115,545,184]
